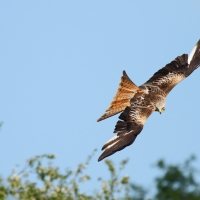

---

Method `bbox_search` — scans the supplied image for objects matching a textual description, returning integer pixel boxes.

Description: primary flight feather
[97,40,200,162]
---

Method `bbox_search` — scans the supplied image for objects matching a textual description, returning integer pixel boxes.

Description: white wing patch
[104,131,132,150]
[105,135,119,144]
[188,43,197,64]
[105,141,118,150]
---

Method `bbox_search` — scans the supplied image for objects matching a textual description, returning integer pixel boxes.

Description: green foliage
[129,184,147,200]
[0,151,200,200]
[154,155,200,200]
[0,149,143,200]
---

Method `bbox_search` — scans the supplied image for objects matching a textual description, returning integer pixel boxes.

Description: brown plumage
[97,71,144,122]
[97,40,200,162]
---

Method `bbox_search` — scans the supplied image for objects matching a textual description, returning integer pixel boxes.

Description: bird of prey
[97,40,200,162]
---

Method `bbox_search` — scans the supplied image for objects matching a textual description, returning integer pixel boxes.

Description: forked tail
[97,70,143,122]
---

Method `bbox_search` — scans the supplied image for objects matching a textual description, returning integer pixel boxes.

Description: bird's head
[155,98,166,114]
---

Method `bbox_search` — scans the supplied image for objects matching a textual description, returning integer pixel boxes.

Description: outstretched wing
[144,40,200,95]
[98,97,155,161]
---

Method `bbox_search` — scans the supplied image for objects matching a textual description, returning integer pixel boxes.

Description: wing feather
[144,40,200,95]
[186,40,200,76]
[98,97,154,161]
[144,54,188,95]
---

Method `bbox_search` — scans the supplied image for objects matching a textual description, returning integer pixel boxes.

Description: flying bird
[97,40,200,162]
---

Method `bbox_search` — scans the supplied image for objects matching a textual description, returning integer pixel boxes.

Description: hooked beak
[159,110,163,114]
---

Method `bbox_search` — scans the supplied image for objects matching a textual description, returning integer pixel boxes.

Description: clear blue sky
[0,0,200,195]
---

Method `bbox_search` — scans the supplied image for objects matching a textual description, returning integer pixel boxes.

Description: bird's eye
[162,107,165,111]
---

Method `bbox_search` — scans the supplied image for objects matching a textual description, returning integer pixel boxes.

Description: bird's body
[97,40,200,162]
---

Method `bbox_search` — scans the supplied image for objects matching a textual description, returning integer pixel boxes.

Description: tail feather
[97,71,142,122]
